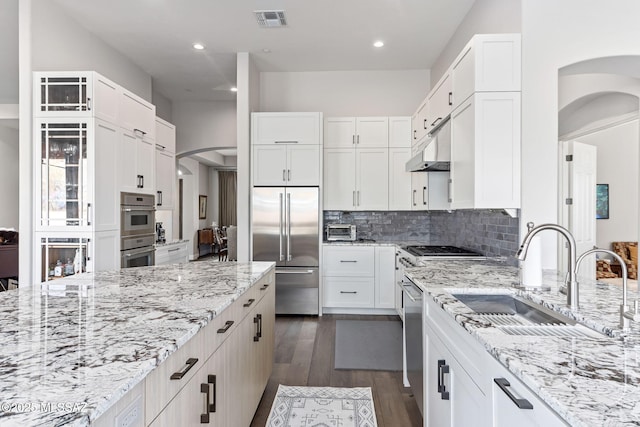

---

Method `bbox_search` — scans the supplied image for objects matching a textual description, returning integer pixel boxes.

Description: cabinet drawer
[324,277,374,308]
[322,246,375,276]
[145,326,207,422]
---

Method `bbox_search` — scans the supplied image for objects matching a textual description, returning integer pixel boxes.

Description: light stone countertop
[405,260,640,427]
[0,261,275,427]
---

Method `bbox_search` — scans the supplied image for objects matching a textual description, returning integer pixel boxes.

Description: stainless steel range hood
[406,116,451,172]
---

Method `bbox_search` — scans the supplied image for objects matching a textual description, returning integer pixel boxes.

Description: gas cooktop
[403,245,483,257]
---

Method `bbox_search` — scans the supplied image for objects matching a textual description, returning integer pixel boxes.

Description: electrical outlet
[115,395,143,427]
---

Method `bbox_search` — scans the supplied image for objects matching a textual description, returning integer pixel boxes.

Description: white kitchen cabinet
[324,147,388,211]
[389,117,412,148]
[426,325,489,427]
[34,71,119,124]
[323,246,375,277]
[253,144,320,186]
[389,147,412,210]
[155,117,176,209]
[119,89,156,140]
[155,242,188,265]
[252,112,322,145]
[422,292,567,427]
[120,128,156,196]
[324,117,389,148]
[36,230,118,283]
[451,34,521,110]
[410,172,450,211]
[449,92,521,210]
[427,72,453,134]
[374,246,395,309]
[412,97,429,149]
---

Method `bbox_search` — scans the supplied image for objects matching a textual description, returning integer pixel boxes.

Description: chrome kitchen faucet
[516,222,579,310]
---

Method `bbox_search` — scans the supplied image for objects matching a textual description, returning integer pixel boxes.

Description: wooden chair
[214,227,228,261]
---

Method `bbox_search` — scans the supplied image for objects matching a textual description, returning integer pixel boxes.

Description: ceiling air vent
[254,10,287,28]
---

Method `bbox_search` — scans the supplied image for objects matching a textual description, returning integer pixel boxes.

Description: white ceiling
[52,0,475,102]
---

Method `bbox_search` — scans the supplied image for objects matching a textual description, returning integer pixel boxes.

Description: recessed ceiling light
[373,40,384,48]
[230,87,238,92]
[263,48,271,53]
[193,43,205,50]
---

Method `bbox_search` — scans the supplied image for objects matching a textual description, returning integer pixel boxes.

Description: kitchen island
[406,260,640,426]
[0,260,275,426]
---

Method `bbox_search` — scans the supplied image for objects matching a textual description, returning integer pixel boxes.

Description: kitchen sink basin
[450,293,604,338]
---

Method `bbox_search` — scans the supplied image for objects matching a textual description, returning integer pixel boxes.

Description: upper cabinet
[34,71,119,124]
[119,89,156,141]
[251,113,322,186]
[252,112,321,145]
[427,73,452,135]
[324,117,389,148]
[450,34,521,110]
[155,117,176,209]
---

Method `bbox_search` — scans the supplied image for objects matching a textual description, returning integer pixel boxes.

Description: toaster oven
[326,224,356,241]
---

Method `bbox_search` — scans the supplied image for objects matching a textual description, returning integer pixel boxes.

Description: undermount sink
[450,293,604,338]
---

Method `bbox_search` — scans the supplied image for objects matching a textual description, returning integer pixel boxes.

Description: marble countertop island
[406,260,640,426]
[0,261,275,427]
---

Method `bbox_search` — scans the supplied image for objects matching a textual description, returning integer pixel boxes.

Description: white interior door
[562,140,597,280]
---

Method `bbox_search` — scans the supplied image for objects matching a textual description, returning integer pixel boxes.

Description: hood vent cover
[255,10,287,28]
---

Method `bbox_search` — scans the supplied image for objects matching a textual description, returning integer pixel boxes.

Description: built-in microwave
[121,192,155,237]
[326,224,356,241]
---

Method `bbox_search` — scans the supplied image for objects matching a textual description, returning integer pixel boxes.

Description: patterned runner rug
[266,385,378,427]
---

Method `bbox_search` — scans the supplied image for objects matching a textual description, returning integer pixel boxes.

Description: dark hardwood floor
[250,314,423,427]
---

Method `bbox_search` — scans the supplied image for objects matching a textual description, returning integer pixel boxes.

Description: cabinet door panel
[325,117,356,148]
[428,73,452,132]
[412,98,429,148]
[119,90,156,139]
[426,329,452,426]
[93,74,119,124]
[287,145,320,185]
[155,117,176,154]
[252,113,321,145]
[389,117,412,148]
[323,149,356,210]
[356,117,389,147]
[323,245,374,276]
[388,148,412,210]
[137,140,155,195]
[356,148,389,210]
[374,246,396,309]
[119,131,139,193]
[253,145,287,186]
[411,173,428,211]
[94,120,119,231]
[450,97,475,209]
[155,149,175,209]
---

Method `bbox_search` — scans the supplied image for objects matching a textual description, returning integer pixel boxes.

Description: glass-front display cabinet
[37,120,91,229]
[40,235,91,283]
[37,74,91,113]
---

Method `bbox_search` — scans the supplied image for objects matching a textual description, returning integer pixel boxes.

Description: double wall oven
[120,192,155,268]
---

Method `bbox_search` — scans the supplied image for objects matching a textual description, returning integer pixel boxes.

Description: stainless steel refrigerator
[252,187,319,315]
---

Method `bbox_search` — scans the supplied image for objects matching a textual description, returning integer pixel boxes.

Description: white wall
[152,87,173,123]
[208,169,219,227]
[521,0,640,268]
[0,124,19,228]
[198,162,209,230]
[31,0,152,100]
[575,120,639,250]
[178,158,199,259]
[172,101,236,155]
[430,0,521,87]
[260,70,429,116]
[0,0,18,104]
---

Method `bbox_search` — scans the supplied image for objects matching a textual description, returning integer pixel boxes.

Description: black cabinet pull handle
[170,357,198,380]
[448,91,453,106]
[133,128,147,136]
[157,191,162,206]
[200,382,210,423]
[423,118,427,130]
[274,140,299,144]
[260,284,269,291]
[494,378,533,409]
[208,374,217,413]
[340,291,357,294]
[413,129,417,140]
[430,117,443,127]
[340,260,357,263]
[216,320,234,333]
[254,314,263,341]
[438,359,450,400]
[243,298,255,307]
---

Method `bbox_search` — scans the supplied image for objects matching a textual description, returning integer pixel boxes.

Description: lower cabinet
[423,296,568,427]
[322,245,395,312]
[146,272,275,427]
[155,242,188,265]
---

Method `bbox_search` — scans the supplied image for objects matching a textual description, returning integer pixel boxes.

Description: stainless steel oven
[120,192,155,268]
[121,192,155,237]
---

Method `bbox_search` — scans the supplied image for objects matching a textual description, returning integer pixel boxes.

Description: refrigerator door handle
[287,193,292,261]
[279,193,284,261]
